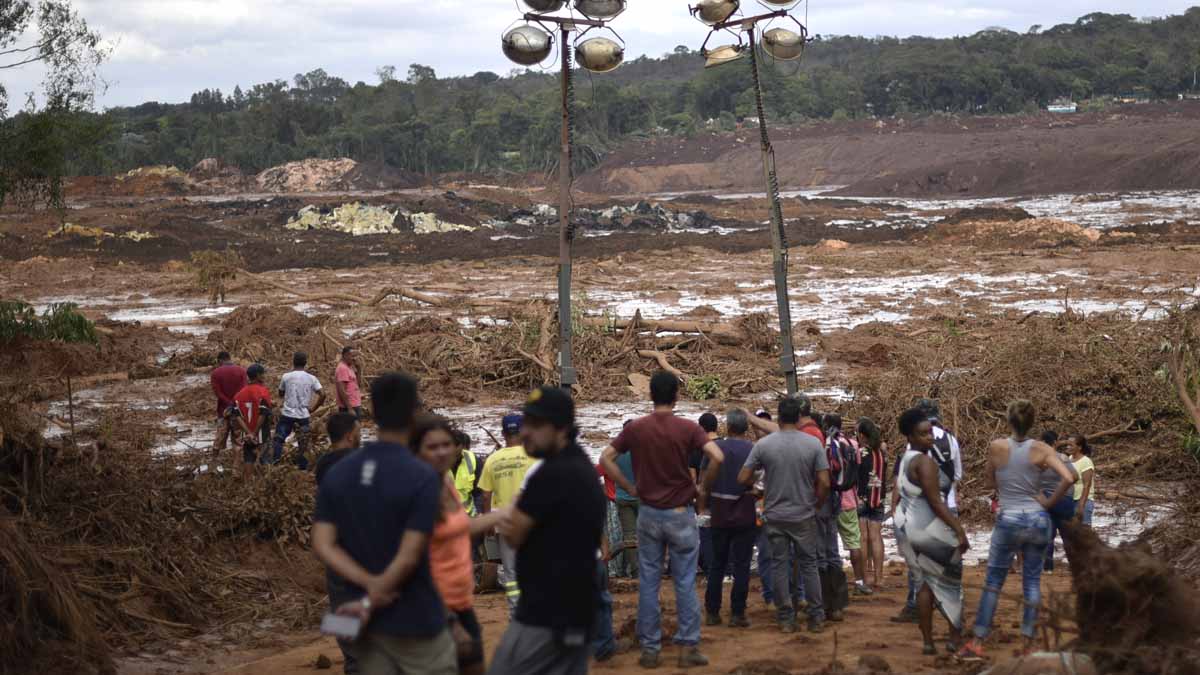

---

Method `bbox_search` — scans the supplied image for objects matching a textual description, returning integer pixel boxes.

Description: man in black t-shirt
[489,386,606,675]
[315,412,362,675]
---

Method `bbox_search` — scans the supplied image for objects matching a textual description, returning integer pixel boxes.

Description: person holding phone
[312,373,456,675]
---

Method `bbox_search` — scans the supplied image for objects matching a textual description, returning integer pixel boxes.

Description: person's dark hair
[1070,433,1092,457]
[825,413,843,431]
[411,414,455,454]
[370,372,420,433]
[452,429,472,449]
[650,370,680,406]
[1041,430,1059,446]
[778,397,803,425]
[342,345,354,356]
[246,363,266,381]
[1007,400,1036,436]
[293,351,308,369]
[217,350,231,362]
[726,409,750,436]
[326,412,359,445]
[698,413,719,434]
[915,397,942,421]
[856,417,882,451]
[899,407,929,438]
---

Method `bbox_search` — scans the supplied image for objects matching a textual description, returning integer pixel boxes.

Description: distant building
[1047,99,1077,113]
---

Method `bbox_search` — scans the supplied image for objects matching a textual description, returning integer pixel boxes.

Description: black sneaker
[638,650,660,669]
[678,647,709,668]
[705,612,722,626]
[890,606,918,624]
[729,614,751,628]
[780,620,798,634]
[807,617,825,634]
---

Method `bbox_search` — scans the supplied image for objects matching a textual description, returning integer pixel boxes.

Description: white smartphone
[320,613,363,640]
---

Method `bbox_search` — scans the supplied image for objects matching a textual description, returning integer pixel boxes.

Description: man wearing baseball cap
[480,412,536,614]
[490,386,606,675]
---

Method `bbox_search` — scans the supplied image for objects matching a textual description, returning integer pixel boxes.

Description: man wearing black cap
[489,386,606,675]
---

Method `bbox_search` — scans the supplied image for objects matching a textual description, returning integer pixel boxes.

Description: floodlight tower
[690,0,809,396]
[502,1,627,389]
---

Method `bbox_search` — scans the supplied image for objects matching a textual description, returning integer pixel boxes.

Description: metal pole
[557,26,578,388]
[747,30,798,396]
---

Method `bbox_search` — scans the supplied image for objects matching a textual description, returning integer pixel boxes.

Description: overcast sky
[3,1,1195,108]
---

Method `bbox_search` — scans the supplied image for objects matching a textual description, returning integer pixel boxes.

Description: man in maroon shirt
[600,371,724,670]
[210,351,247,457]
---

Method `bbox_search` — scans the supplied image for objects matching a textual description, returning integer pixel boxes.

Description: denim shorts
[857,503,886,523]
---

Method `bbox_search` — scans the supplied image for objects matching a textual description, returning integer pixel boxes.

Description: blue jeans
[1080,500,1094,526]
[974,509,1051,639]
[1043,492,1076,571]
[273,415,312,469]
[637,505,701,651]
[592,559,616,659]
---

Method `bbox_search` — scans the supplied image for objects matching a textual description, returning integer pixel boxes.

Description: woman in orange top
[412,415,507,675]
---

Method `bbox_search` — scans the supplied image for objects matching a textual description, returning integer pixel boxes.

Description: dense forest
[62,8,1200,177]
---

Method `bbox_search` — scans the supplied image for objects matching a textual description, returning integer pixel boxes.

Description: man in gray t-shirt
[272,351,326,469]
[738,396,830,633]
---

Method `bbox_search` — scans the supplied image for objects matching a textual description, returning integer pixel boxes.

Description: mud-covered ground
[3,174,1198,674]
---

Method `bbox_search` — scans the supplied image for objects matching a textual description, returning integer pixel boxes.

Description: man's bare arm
[699,441,724,491]
[746,413,779,436]
[600,445,636,497]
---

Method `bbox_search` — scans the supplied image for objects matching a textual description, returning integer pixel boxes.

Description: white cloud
[3,1,1195,108]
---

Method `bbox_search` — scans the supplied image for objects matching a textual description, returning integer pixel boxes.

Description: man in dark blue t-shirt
[313,372,455,674]
[701,409,758,628]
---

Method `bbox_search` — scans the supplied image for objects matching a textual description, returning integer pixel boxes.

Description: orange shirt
[430,488,474,612]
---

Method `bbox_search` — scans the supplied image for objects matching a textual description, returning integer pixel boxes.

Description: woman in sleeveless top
[893,408,970,656]
[413,416,508,675]
[958,401,1075,660]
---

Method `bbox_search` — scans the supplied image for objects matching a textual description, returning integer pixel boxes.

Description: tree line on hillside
[21,8,1200,181]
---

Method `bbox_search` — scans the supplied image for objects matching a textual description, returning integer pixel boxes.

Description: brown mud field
[4,148,1200,674]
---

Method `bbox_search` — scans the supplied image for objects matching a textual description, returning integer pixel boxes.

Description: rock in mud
[857,654,892,672]
[980,652,1095,675]
[314,653,333,669]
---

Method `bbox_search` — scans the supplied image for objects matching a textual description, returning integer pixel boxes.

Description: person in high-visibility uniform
[479,414,535,615]
[451,429,479,516]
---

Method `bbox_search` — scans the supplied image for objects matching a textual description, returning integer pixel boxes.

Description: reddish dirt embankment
[578,102,1200,198]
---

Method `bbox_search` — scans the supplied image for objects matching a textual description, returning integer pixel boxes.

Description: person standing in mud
[274,351,326,469]
[855,418,888,592]
[891,398,962,624]
[825,414,870,598]
[315,412,362,675]
[957,400,1075,660]
[703,409,757,629]
[600,371,725,669]
[313,372,457,675]
[697,412,720,576]
[210,350,247,457]
[231,364,273,478]
[1068,434,1096,526]
[893,407,970,656]
[334,345,363,420]
[489,386,606,675]
[479,414,535,615]
[1039,431,1078,573]
[737,396,829,634]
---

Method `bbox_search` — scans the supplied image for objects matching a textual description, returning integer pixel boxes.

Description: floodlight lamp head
[761,26,805,61]
[757,0,801,7]
[523,0,567,12]
[502,24,554,66]
[690,0,739,26]
[575,35,625,72]
[574,0,626,19]
[702,43,747,68]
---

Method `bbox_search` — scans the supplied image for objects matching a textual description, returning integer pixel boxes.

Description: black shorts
[453,608,484,667]
[858,503,886,523]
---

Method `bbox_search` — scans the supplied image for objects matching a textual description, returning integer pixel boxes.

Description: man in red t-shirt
[334,345,363,419]
[210,351,247,456]
[231,364,272,478]
[600,371,724,669]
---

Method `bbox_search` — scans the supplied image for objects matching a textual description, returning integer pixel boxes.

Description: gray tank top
[1038,453,1078,494]
[997,438,1043,512]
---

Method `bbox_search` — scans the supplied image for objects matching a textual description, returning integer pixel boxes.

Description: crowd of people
[208,351,1101,674]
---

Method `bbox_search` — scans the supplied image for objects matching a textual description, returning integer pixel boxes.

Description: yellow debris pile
[46,225,158,241]
[285,203,400,236]
[410,212,475,234]
[121,165,190,181]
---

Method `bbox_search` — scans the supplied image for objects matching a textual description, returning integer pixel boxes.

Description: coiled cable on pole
[748,35,789,256]
[563,32,577,241]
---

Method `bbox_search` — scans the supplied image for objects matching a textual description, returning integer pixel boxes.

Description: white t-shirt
[279,370,322,419]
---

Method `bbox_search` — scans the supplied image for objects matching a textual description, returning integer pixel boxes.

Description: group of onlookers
[208,349,1101,673]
